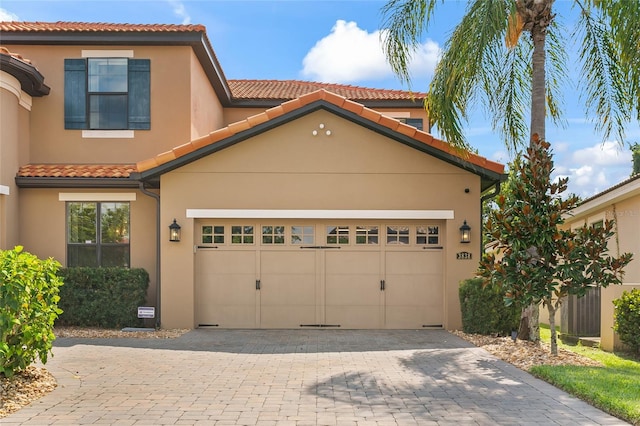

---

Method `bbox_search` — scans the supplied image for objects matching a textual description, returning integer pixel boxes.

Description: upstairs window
[397,118,423,130]
[64,58,150,130]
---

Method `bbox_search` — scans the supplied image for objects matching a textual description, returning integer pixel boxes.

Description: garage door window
[356,226,379,244]
[327,226,349,244]
[291,226,314,244]
[387,226,409,245]
[262,226,285,244]
[231,225,254,244]
[417,225,439,245]
[202,225,224,244]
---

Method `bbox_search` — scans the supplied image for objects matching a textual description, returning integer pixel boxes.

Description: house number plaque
[456,251,472,260]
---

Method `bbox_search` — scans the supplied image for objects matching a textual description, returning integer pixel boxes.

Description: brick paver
[3,330,629,425]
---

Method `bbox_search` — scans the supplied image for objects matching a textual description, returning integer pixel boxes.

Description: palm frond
[575,1,630,144]
[545,20,568,127]
[483,39,530,153]
[380,0,441,87]
[426,0,512,149]
[586,0,640,120]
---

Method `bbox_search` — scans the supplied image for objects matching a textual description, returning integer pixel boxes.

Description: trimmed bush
[1,246,63,377]
[57,267,149,328]
[459,277,520,335]
[613,288,640,353]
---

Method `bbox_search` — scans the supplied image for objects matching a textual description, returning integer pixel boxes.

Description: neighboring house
[563,174,640,351]
[0,21,505,330]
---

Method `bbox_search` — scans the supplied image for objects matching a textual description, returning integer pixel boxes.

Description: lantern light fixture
[460,220,471,243]
[169,219,181,242]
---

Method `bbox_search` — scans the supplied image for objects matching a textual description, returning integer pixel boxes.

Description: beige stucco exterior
[562,179,640,351]
[159,110,482,329]
[2,24,502,332]
[0,71,31,249]
[3,44,223,164]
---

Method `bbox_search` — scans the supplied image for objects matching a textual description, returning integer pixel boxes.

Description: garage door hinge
[256,279,261,290]
[380,280,385,291]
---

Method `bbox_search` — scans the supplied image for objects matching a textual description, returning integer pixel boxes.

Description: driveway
[3,329,628,425]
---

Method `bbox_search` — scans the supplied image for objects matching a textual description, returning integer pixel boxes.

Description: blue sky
[2,0,639,197]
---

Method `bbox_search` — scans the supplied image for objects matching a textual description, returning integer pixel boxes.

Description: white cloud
[301,20,440,84]
[166,0,191,25]
[554,141,632,197]
[0,8,19,21]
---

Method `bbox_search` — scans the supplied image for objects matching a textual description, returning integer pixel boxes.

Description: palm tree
[381,0,640,341]
[381,0,639,152]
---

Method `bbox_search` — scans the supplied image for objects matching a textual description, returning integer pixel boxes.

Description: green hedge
[459,277,520,335]
[613,288,640,353]
[57,267,149,328]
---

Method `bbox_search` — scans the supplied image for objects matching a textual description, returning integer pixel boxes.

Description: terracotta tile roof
[0,21,206,33]
[137,89,504,176]
[17,164,136,179]
[229,80,426,101]
[0,46,32,64]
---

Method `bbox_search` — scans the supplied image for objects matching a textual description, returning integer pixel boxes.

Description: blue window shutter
[128,59,150,130]
[64,59,87,129]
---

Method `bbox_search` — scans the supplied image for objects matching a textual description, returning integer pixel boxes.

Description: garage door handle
[380,280,385,291]
[256,279,261,290]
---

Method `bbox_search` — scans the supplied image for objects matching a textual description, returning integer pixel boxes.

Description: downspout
[480,181,502,254]
[139,182,161,329]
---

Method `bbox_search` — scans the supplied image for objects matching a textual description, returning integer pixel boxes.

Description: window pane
[67,245,98,267]
[68,202,97,243]
[89,94,127,129]
[327,226,349,245]
[88,58,127,92]
[387,226,409,245]
[356,226,378,244]
[291,226,314,245]
[101,203,130,243]
[101,245,130,267]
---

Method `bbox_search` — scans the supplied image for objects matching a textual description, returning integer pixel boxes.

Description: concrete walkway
[4,329,629,425]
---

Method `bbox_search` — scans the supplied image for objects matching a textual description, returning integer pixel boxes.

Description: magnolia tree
[478,136,632,355]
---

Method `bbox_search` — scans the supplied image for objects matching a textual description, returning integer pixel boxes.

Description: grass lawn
[531,325,640,425]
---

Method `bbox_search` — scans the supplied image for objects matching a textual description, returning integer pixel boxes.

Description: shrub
[613,288,640,353]
[57,267,149,329]
[0,246,63,377]
[459,277,520,335]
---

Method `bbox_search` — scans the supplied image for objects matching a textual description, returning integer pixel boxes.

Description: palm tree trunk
[520,4,549,342]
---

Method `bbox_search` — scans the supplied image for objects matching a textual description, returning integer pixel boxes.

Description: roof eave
[228,99,426,109]
[0,53,50,96]
[565,174,640,221]
[15,176,140,188]
[139,100,505,189]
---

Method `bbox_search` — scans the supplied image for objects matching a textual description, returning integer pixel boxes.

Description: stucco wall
[18,189,160,307]
[562,197,640,351]
[159,110,481,329]
[189,50,224,140]
[0,73,31,249]
[3,44,197,164]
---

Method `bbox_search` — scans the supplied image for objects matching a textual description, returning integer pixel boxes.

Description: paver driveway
[3,329,628,425]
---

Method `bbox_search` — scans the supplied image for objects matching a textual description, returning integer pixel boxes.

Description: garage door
[195,221,444,328]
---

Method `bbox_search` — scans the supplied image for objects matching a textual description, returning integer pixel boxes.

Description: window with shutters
[64,58,150,130]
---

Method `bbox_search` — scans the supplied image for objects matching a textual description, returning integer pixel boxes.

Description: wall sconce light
[169,219,181,242]
[460,220,471,243]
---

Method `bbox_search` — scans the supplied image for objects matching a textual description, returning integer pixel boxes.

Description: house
[0,21,505,330]
[562,174,640,351]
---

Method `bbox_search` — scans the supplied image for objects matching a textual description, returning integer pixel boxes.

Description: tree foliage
[478,136,632,355]
[0,247,63,377]
[381,0,640,150]
[613,289,640,354]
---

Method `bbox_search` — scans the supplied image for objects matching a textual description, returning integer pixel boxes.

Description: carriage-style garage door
[195,220,444,329]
